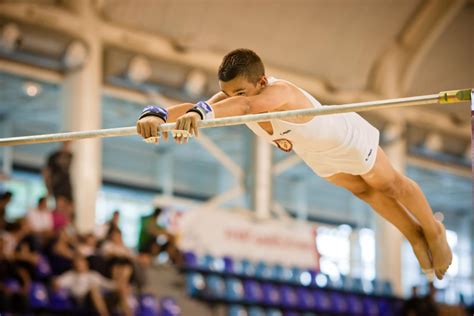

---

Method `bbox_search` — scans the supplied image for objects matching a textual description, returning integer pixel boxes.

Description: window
[316,225,351,281]
[359,228,376,280]
[96,185,155,248]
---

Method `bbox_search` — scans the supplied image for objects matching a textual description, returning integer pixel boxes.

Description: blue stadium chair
[243,280,263,303]
[261,283,281,305]
[289,267,302,284]
[35,255,52,280]
[255,261,272,279]
[328,274,347,290]
[351,277,364,293]
[363,296,380,316]
[392,299,404,315]
[248,306,265,316]
[223,256,235,274]
[225,277,244,301]
[313,289,332,313]
[329,292,348,314]
[297,270,313,287]
[183,251,198,268]
[266,308,283,316]
[4,278,21,292]
[346,294,364,315]
[279,285,298,308]
[160,297,181,316]
[49,288,73,311]
[201,254,215,270]
[361,278,374,294]
[185,272,206,297]
[382,280,393,296]
[269,264,293,282]
[29,282,49,309]
[240,259,256,277]
[372,279,393,296]
[313,272,329,289]
[377,298,393,316]
[296,287,316,310]
[270,264,284,281]
[138,294,161,316]
[205,275,226,299]
[228,304,247,316]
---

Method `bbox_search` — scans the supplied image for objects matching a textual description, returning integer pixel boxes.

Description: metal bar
[0,89,471,147]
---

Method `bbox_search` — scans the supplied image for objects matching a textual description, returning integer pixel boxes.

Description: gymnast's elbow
[240,97,253,115]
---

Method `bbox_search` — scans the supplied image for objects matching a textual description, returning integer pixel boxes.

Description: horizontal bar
[0,89,471,147]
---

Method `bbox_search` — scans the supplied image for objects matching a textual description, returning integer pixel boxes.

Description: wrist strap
[139,105,168,122]
[186,101,214,120]
[186,108,205,120]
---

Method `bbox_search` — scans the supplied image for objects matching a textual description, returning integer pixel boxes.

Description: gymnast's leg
[360,147,452,279]
[325,173,433,276]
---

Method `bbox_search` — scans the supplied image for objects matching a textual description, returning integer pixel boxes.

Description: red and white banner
[175,208,319,269]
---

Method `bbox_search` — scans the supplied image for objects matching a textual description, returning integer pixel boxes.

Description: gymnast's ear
[258,75,268,88]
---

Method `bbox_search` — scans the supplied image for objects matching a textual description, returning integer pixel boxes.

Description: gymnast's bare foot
[426,220,452,280]
[408,231,433,280]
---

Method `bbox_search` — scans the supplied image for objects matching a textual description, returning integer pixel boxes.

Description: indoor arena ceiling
[0,0,472,224]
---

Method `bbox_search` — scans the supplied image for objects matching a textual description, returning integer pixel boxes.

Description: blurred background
[0,0,472,315]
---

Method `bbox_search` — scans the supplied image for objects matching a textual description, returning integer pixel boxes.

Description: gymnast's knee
[377,175,412,198]
[352,187,377,202]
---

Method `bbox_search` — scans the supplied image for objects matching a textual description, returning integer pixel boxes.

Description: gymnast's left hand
[174,112,201,144]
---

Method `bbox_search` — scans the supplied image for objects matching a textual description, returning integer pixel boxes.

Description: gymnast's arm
[171,83,295,141]
[136,92,227,139]
[211,82,294,118]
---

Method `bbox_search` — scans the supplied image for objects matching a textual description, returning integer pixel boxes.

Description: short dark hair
[38,196,47,206]
[1,191,12,200]
[153,207,163,218]
[218,49,265,84]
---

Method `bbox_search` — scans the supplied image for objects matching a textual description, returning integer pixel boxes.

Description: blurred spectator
[0,191,13,230]
[54,255,132,316]
[402,283,440,316]
[96,210,121,240]
[27,196,53,237]
[43,141,73,201]
[12,218,40,291]
[401,286,422,316]
[138,207,183,265]
[0,234,28,312]
[101,229,134,286]
[78,233,98,258]
[47,228,77,275]
[52,195,73,232]
[418,282,439,316]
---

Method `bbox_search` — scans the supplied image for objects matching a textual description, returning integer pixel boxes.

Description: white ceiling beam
[407,156,471,178]
[1,1,469,140]
[0,59,63,83]
[400,0,466,93]
[0,1,379,104]
[0,2,83,38]
[371,0,466,97]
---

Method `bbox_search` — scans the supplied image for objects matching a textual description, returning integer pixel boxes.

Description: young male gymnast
[136,49,452,280]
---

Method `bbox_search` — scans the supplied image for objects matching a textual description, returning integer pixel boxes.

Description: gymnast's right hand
[136,105,169,144]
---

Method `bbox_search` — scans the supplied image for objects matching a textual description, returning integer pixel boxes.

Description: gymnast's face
[220,75,267,97]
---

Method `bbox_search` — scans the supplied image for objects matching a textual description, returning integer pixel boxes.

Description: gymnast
[136,48,452,280]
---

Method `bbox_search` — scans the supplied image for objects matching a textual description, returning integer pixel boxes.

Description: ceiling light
[22,81,42,97]
[0,23,21,52]
[184,69,207,97]
[425,133,443,152]
[127,55,152,84]
[63,40,88,70]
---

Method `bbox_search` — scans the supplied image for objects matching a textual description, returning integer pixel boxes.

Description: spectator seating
[181,251,403,316]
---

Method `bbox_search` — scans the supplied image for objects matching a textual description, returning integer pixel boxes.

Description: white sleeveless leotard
[246,77,380,177]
